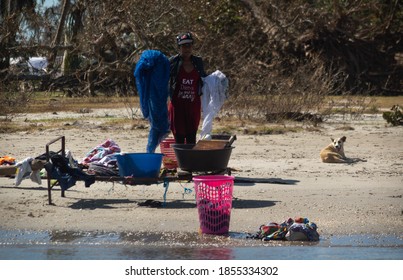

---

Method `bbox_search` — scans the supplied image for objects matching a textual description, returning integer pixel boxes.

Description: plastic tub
[159,138,178,169]
[116,153,163,178]
[193,175,234,235]
[172,144,233,172]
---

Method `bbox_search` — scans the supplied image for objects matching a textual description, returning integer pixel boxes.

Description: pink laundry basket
[160,138,178,169]
[193,175,234,235]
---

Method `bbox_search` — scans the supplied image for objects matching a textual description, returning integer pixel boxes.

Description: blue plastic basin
[116,153,163,178]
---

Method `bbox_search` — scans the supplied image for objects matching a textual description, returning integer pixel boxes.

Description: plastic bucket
[193,175,234,235]
[159,138,178,169]
[116,153,163,178]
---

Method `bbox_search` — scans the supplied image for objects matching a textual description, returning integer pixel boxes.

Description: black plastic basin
[172,144,233,172]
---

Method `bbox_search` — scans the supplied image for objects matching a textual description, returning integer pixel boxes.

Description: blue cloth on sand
[134,50,170,153]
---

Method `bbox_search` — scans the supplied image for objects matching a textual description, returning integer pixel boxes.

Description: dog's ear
[341,136,346,142]
[330,137,334,142]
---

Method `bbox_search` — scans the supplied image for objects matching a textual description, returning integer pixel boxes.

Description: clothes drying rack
[45,136,194,205]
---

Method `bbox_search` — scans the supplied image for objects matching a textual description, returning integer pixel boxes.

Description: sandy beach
[0,111,402,237]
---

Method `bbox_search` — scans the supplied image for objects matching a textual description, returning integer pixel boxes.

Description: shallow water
[0,230,402,260]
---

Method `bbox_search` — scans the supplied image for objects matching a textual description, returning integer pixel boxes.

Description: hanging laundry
[46,154,95,191]
[134,50,170,153]
[15,157,45,187]
[200,70,229,139]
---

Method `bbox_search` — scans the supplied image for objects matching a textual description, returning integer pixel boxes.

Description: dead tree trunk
[47,0,70,73]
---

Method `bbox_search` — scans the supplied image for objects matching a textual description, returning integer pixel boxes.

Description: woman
[168,32,207,144]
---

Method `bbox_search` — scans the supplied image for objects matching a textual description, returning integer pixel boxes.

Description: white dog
[320,136,348,163]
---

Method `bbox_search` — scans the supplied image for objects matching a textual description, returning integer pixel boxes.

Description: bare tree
[47,0,70,72]
[1,0,401,102]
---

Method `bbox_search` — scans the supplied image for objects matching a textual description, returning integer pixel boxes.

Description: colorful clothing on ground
[250,217,320,242]
[0,156,16,166]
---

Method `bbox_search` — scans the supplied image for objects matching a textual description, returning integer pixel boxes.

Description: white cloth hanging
[15,157,42,186]
[200,70,229,139]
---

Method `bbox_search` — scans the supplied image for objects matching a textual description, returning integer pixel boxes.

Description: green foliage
[209,0,244,35]
[382,105,403,126]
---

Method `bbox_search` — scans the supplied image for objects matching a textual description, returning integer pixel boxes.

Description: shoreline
[1,227,401,244]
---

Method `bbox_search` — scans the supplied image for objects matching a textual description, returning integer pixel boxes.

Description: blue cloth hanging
[134,50,170,153]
